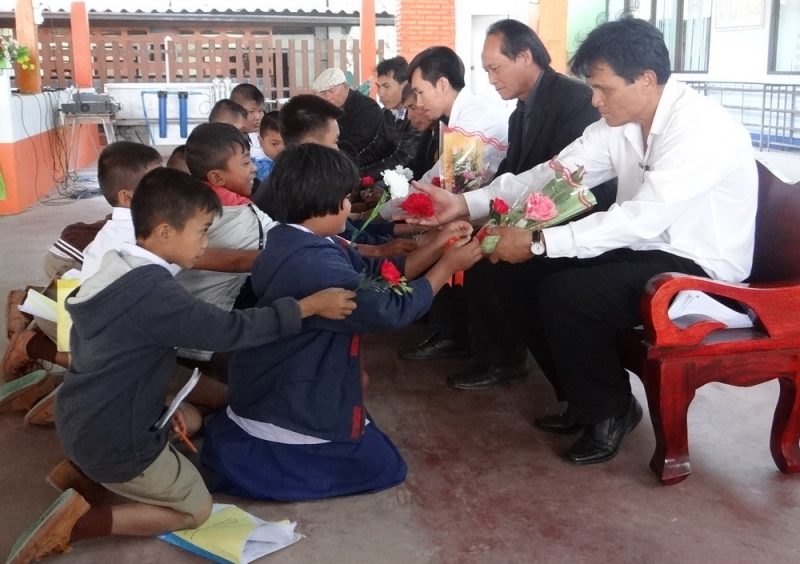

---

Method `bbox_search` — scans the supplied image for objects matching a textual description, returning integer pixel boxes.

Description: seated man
[410,18,758,465]
[312,67,397,176]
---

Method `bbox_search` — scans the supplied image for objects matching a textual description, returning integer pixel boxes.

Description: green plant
[0,35,35,70]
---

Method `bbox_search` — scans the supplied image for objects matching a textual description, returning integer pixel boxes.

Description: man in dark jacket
[403,19,615,392]
[312,67,396,175]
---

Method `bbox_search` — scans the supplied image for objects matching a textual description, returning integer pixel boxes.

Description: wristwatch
[530,230,546,256]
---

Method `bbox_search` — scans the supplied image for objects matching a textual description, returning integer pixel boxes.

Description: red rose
[400,192,435,218]
[380,260,402,286]
[492,198,510,215]
[431,176,442,187]
[361,176,375,187]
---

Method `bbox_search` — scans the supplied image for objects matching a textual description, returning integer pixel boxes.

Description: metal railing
[685,81,800,152]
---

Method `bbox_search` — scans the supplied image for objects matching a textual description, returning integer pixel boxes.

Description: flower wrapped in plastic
[350,166,414,243]
[476,159,596,255]
[440,125,507,194]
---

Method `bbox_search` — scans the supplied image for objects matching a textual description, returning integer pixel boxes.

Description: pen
[174,427,198,454]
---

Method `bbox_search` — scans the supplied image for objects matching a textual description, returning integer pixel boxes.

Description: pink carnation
[524,193,558,222]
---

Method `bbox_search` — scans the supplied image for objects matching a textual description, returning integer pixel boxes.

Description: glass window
[606,0,710,72]
[771,0,800,72]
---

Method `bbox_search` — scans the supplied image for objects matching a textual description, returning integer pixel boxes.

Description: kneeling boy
[7,168,356,564]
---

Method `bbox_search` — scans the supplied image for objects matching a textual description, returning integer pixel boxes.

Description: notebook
[159,504,303,563]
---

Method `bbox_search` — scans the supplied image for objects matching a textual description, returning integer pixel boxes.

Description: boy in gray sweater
[7,168,356,564]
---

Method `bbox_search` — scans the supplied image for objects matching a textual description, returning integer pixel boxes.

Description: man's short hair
[131,168,222,240]
[97,141,162,206]
[401,82,415,105]
[230,83,266,105]
[570,18,671,84]
[209,99,248,123]
[486,19,552,69]
[408,46,466,91]
[376,56,409,83]
[185,122,250,181]
[260,111,281,136]
[279,94,343,147]
[254,143,358,224]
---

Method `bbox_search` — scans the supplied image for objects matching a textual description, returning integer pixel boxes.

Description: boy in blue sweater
[200,143,482,501]
[7,168,356,564]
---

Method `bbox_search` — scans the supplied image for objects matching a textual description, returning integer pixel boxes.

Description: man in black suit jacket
[402,19,615,392]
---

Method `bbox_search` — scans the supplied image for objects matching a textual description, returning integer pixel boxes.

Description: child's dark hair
[230,83,266,105]
[166,144,187,168]
[131,168,222,240]
[279,94,343,146]
[253,143,358,224]
[260,111,281,137]
[209,99,248,123]
[185,122,250,181]
[97,141,162,206]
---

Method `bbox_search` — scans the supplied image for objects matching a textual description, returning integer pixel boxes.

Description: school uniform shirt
[464,77,758,283]
[248,132,267,159]
[420,88,510,184]
[79,207,135,283]
[176,204,276,361]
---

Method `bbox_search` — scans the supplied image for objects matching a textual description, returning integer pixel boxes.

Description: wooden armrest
[641,273,800,347]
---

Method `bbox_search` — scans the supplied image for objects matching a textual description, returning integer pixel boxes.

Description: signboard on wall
[716,0,765,29]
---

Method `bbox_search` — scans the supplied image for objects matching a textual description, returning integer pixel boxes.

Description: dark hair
[97,141,162,206]
[259,110,281,136]
[401,82,415,104]
[253,143,358,224]
[408,46,465,91]
[131,168,222,240]
[279,94,343,146]
[166,145,187,169]
[570,18,671,84]
[486,19,551,69]
[376,56,409,83]
[185,122,250,181]
[209,99,248,123]
[230,83,266,105]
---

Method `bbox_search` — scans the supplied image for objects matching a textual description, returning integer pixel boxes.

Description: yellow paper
[56,278,79,352]
[171,506,260,563]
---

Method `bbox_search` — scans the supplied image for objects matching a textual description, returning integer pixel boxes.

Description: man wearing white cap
[312,68,395,174]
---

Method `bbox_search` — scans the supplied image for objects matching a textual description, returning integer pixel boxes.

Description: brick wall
[396,0,456,61]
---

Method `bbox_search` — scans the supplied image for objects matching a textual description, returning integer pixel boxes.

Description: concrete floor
[2,190,800,564]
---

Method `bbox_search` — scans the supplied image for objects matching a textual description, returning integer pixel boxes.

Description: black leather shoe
[399,332,469,361]
[564,396,643,465]
[447,361,528,390]
[534,410,584,435]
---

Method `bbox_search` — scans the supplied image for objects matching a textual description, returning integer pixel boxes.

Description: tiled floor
[1,189,799,563]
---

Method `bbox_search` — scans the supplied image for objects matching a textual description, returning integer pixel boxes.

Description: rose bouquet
[476,159,596,254]
[440,126,507,194]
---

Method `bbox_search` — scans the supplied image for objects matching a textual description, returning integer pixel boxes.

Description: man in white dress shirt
[408,46,509,184]
[412,18,758,465]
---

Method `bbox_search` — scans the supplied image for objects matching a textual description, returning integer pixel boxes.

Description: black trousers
[487,249,706,423]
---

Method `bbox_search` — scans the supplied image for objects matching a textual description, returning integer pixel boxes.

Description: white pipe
[163,35,173,82]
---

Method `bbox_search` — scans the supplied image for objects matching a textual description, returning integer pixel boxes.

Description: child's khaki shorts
[102,444,210,517]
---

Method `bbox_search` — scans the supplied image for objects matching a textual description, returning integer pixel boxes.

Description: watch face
[531,241,545,256]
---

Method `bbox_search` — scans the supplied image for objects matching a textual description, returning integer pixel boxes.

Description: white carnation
[381,166,413,199]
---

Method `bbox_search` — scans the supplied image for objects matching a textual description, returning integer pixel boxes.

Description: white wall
[454,0,529,98]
